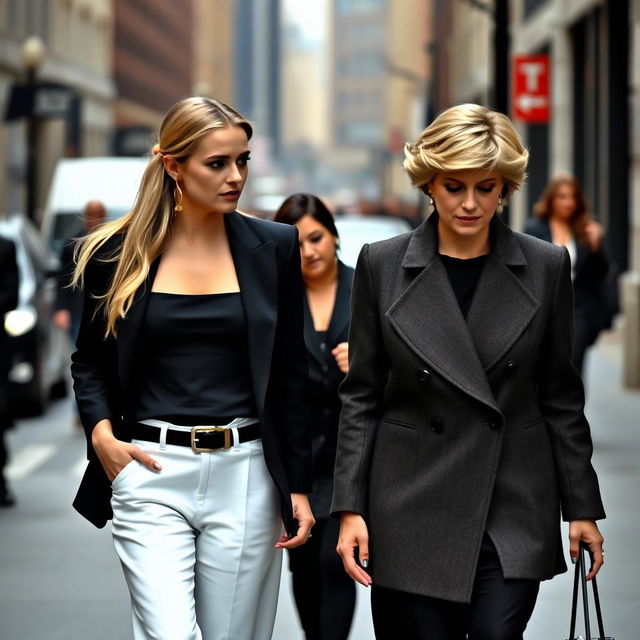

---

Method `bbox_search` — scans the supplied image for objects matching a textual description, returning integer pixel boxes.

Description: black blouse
[439,253,488,319]
[136,292,257,424]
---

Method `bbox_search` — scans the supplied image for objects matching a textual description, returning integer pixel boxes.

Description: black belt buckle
[190,426,231,453]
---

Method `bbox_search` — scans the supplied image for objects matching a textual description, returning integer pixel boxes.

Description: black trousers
[288,516,356,640]
[371,536,540,640]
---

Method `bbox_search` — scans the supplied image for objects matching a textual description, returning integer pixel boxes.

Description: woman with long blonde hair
[71,96,314,640]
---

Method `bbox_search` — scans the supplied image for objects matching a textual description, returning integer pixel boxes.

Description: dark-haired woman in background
[274,193,356,640]
[525,173,612,376]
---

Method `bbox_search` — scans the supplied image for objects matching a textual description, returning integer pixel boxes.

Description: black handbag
[566,541,613,640]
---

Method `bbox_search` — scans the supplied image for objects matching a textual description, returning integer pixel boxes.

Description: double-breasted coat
[72,211,312,535]
[331,213,605,603]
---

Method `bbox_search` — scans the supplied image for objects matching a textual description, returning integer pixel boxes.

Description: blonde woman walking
[72,97,314,640]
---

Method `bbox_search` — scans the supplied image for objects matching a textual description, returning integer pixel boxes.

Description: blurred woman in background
[525,173,612,375]
[275,193,356,640]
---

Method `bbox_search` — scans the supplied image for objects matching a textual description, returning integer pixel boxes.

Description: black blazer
[0,237,19,427]
[332,213,605,603]
[303,261,353,517]
[524,217,611,340]
[72,212,311,534]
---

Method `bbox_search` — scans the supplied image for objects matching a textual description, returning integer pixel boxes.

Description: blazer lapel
[326,261,352,347]
[117,257,160,395]
[225,212,277,416]
[387,215,498,413]
[303,295,325,367]
[465,218,539,371]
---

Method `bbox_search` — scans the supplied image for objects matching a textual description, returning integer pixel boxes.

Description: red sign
[512,55,550,123]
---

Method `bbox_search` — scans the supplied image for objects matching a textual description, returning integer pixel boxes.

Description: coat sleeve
[271,227,312,493]
[54,241,76,312]
[70,247,119,441]
[331,244,389,516]
[0,239,19,315]
[537,248,606,521]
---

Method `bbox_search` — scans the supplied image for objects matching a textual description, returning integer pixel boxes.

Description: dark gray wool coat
[331,212,605,604]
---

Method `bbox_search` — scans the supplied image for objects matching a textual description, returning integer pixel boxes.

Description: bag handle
[568,541,607,639]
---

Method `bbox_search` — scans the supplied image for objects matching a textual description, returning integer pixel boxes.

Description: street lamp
[20,36,46,223]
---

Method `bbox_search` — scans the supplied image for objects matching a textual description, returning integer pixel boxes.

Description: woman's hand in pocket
[91,419,162,482]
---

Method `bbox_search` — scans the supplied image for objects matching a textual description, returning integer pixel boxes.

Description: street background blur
[1,0,640,637]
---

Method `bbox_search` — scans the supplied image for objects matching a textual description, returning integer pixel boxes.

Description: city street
[0,326,638,639]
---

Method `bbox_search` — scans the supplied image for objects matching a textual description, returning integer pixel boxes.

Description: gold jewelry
[174,183,183,212]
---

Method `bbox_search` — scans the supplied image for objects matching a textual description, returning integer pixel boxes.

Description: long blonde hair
[73,96,253,337]
[403,103,529,197]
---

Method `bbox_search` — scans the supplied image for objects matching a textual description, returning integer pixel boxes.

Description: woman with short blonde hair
[333,104,605,639]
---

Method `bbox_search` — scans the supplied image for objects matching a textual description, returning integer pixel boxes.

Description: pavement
[0,323,638,639]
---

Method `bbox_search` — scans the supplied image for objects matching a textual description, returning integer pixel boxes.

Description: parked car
[0,213,68,416]
[334,214,414,267]
[40,156,148,258]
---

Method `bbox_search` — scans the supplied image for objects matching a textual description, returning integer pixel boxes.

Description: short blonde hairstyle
[403,103,529,196]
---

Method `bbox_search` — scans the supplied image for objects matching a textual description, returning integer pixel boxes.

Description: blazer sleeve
[331,244,389,516]
[0,239,19,315]
[271,227,313,493]
[537,248,606,521]
[70,246,119,439]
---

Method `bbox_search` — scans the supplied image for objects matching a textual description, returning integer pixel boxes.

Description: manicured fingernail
[571,556,577,564]
[362,559,368,568]
[153,462,162,470]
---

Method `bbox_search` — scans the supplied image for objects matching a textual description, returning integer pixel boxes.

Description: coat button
[504,361,518,374]
[417,369,431,384]
[430,418,444,434]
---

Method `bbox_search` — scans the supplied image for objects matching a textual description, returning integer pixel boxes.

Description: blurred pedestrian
[54,200,106,341]
[332,104,606,639]
[71,96,314,640]
[54,200,106,429]
[274,193,356,640]
[525,173,613,376]
[0,236,19,507]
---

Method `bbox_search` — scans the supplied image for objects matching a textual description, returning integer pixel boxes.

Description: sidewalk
[526,324,640,638]
[273,325,640,639]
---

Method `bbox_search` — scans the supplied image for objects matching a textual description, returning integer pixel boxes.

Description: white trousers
[110,419,283,640]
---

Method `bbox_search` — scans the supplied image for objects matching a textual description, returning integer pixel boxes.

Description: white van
[40,156,149,257]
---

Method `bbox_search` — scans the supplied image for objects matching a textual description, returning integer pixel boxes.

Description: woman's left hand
[568,519,605,580]
[332,342,349,374]
[584,221,604,252]
[275,493,315,549]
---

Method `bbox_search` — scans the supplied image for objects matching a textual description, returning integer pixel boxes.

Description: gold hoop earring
[174,183,183,213]
[496,196,504,214]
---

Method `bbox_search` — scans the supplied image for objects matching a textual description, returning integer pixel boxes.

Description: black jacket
[0,237,19,427]
[303,261,353,517]
[524,217,612,342]
[72,212,312,533]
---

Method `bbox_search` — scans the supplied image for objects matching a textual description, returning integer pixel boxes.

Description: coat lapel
[387,214,539,412]
[303,296,325,367]
[465,218,539,371]
[225,212,277,416]
[387,215,498,412]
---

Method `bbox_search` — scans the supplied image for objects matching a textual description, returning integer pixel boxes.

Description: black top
[136,291,257,424]
[439,253,488,318]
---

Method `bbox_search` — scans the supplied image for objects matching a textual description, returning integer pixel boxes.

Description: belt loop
[231,426,240,450]
[159,424,168,450]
